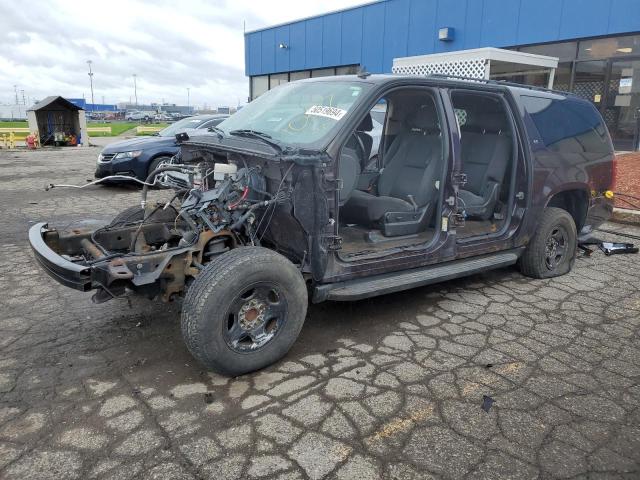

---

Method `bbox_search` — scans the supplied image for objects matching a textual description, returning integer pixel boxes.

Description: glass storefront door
[605,58,640,151]
[572,61,607,106]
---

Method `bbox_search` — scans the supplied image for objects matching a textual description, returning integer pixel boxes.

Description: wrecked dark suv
[29,74,615,376]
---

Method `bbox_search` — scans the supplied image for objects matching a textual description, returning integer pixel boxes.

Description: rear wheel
[181,247,308,376]
[518,207,577,278]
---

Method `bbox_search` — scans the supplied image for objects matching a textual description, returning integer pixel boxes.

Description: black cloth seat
[338,113,373,205]
[458,112,512,220]
[337,114,374,206]
[341,105,442,234]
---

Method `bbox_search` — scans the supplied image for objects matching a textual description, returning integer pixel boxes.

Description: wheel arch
[146,152,176,174]
[544,187,590,232]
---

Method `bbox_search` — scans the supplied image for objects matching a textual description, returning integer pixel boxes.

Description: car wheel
[108,203,178,227]
[181,247,308,376]
[518,207,577,279]
[146,156,172,186]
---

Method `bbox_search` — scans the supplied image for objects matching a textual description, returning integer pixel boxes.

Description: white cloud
[0,0,367,108]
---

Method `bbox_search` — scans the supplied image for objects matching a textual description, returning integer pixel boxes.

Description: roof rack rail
[425,73,574,97]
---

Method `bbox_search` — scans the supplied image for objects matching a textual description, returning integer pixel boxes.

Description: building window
[519,41,578,62]
[572,61,607,104]
[251,76,269,99]
[578,34,640,60]
[554,62,573,92]
[269,73,289,89]
[336,65,360,75]
[311,68,335,77]
[290,70,311,81]
[489,61,554,89]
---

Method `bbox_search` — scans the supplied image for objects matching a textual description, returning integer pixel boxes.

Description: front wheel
[146,156,172,185]
[181,247,308,376]
[518,207,577,279]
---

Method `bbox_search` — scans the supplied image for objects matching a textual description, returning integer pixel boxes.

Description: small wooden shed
[27,96,88,147]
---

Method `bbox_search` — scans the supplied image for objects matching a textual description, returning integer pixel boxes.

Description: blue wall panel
[516,0,561,45]
[407,0,437,56]
[245,0,640,76]
[382,0,410,71]
[434,0,468,53]
[260,29,275,74]
[341,8,363,65]
[289,22,306,71]
[361,2,386,73]
[322,13,342,67]
[305,17,324,69]
[559,0,612,40]
[248,33,262,76]
[480,0,520,48]
[463,0,483,49]
[607,0,640,34]
[274,25,290,73]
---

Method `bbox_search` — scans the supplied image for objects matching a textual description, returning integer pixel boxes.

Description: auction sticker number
[305,105,347,121]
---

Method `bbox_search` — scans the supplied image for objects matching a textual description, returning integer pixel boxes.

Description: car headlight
[113,150,143,160]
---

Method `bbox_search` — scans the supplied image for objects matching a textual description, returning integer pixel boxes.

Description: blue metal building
[68,99,118,112]
[244,0,640,150]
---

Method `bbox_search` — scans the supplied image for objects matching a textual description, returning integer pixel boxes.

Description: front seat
[341,105,442,236]
[337,114,374,206]
[458,112,512,220]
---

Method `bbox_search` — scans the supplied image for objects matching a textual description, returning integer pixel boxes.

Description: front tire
[518,207,577,279]
[181,247,308,376]
[108,203,178,227]
[146,156,172,185]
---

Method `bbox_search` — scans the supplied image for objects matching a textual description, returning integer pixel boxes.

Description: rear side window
[521,95,611,154]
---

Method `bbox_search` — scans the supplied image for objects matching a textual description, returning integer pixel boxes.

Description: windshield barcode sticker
[305,105,347,121]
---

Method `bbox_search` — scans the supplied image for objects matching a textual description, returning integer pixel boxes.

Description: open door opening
[337,88,447,260]
[451,91,516,238]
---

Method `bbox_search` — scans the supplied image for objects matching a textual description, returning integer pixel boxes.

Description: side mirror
[175,132,189,143]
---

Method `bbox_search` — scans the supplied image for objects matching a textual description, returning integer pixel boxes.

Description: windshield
[218,80,372,148]
[159,117,210,137]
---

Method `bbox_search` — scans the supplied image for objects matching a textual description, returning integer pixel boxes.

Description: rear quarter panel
[513,90,614,237]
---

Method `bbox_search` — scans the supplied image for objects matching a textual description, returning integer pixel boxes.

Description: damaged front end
[30,143,330,303]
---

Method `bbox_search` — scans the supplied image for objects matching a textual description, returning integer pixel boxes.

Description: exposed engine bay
[36,145,329,304]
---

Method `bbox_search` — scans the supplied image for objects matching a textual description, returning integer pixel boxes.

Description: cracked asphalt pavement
[1,146,639,479]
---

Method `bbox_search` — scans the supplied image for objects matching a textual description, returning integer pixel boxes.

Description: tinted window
[158,117,212,137]
[200,118,226,129]
[521,95,611,154]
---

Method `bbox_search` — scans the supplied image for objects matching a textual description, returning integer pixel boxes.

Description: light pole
[87,60,95,112]
[133,74,138,106]
[187,87,190,113]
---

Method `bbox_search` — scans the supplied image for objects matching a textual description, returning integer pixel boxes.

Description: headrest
[357,113,373,132]
[406,105,439,132]
[464,111,507,134]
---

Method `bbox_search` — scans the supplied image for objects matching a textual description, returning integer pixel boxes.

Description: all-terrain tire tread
[181,247,307,375]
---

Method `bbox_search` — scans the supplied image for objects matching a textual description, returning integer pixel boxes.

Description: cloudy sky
[0,0,367,108]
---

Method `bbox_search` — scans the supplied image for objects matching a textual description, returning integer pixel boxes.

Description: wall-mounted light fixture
[279,42,289,49]
[438,27,455,42]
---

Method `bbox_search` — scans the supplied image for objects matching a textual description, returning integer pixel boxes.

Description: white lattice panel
[392,58,486,79]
